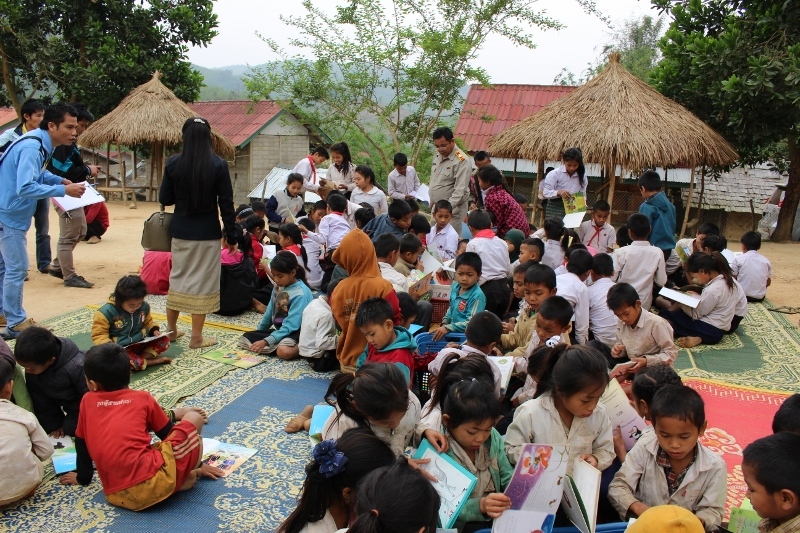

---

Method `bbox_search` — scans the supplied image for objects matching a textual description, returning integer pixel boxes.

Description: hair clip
[546,335,562,348]
[193,118,206,124]
[313,439,349,478]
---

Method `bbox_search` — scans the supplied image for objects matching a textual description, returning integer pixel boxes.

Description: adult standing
[0,99,51,274]
[0,103,85,339]
[429,127,471,234]
[47,103,101,288]
[541,147,587,219]
[159,117,237,349]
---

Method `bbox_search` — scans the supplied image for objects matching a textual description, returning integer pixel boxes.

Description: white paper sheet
[487,355,515,393]
[52,183,105,211]
[658,287,700,308]
[411,183,430,203]
[419,250,443,274]
[561,458,601,533]
[563,211,587,229]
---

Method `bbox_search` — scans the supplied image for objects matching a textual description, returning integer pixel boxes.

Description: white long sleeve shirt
[306,213,351,249]
[351,186,388,215]
[466,233,512,283]
[388,166,421,200]
[588,277,618,346]
[292,157,320,192]
[613,241,667,310]
[556,272,590,344]
[542,165,587,199]
[427,223,459,261]
[298,297,338,358]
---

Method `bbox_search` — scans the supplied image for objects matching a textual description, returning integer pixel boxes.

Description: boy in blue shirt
[638,170,676,262]
[432,252,486,340]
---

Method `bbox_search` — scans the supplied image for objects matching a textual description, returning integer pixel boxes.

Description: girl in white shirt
[276,428,395,533]
[327,142,357,192]
[542,147,587,218]
[350,165,388,215]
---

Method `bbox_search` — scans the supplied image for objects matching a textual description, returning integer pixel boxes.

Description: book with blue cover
[413,439,478,529]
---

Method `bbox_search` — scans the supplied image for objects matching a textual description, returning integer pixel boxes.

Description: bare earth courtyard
[20,201,800,323]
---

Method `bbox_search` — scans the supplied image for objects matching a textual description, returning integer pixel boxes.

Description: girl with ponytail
[279,222,311,273]
[505,343,615,475]
[277,428,394,533]
[659,251,738,348]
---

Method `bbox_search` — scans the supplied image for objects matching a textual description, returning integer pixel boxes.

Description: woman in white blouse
[542,147,587,218]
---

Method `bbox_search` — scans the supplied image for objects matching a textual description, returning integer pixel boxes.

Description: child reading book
[608,384,727,531]
[355,298,417,384]
[265,172,306,233]
[92,275,171,371]
[541,217,568,270]
[588,253,618,347]
[501,261,537,357]
[276,428,395,533]
[742,432,800,533]
[387,152,421,201]
[297,279,340,373]
[432,252,486,340]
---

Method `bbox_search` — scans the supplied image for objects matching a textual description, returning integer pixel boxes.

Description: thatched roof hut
[488,53,739,225]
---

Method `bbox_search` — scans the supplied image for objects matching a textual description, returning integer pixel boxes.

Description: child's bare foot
[285,405,314,433]
[676,336,703,348]
[167,331,186,342]
[189,336,217,349]
[146,356,172,366]
[252,299,266,314]
[178,469,200,491]
[173,406,209,423]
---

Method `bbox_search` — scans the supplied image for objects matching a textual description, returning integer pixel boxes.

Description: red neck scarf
[307,155,317,184]
[473,229,495,239]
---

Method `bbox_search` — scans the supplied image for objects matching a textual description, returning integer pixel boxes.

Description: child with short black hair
[742,432,800,533]
[250,200,266,219]
[773,393,800,434]
[309,200,328,227]
[519,237,544,264]
[556,248,592,344]
[617,224,632,248]
[432,252,487,340]
[60,344,214,510]
[351,165,388,215]
[92,275,171,371]
[363,199,413,243]
[613,213,667,310]
[388,152,421,201]
[607,283,677,378]
[408,214,431,244]
[292,146,329,193]
[501,261,538,357]
[541,217,567,269]
[428,199,459,261]
[631,364,683,422]
[0,357,54,506]
[355,298,417,384]
[13,326,87,437]
[579,200,616,252]
[353,205,375,229]
[608,385,726,531]
[395,233,424,277]
[396,292,418,329]
[302,192,351,250]
[588,253,618,347]
[466,209,512,317]
[266,172,306,232]
[405,197,420,215]
[638,170,676,260]
[296,278,340,375]
[732,230,772,302]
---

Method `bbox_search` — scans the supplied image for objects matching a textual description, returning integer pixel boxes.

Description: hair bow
[545,335,562,348]
[312,439,349,478]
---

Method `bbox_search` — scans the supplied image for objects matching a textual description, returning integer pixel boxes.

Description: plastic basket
[431,298,449,324]
[412,332,466,394]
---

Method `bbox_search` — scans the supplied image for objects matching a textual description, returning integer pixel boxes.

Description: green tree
[246,0,603,178]
[0,0,217,118]
[651,0,800,241]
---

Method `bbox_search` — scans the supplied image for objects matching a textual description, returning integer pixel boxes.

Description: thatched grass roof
[488,53,739,170]
[80,72,235,159]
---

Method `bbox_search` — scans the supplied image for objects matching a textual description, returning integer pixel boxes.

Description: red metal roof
[187,100,283,148]
[0,107,19,130]
[454,84,578,153]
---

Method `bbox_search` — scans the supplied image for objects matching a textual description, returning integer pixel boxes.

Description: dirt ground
[19,201,800,323]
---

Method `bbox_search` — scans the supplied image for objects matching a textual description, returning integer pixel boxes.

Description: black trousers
[481,278,512,317]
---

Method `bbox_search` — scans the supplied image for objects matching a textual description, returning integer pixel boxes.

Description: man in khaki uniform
[430,127,472,234]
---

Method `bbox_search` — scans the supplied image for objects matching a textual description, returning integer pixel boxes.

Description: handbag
[141,205,173,252]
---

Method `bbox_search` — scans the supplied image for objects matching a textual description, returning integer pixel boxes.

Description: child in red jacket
[354,298,416,386]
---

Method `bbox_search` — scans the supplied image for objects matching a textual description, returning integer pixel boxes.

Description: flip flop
[168,330,186,342]
[189,337,217,349]
[285,405,314,433]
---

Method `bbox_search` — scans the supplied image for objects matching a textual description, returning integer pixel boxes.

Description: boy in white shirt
[387,152,421,201]
[731,231,772,302]
[556,249,592,344]
[614,214,666,310]
[588,253,618,347]
[579,200,616,252]
[465,209,512,317]
[298,217,323,291]
[300,192,351,250]
[291,146,329,194]
[297,280,340,372]
[428,199,459,261]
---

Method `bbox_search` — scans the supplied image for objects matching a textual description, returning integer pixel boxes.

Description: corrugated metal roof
[247,165,328,202]
[454,85,578,152]
[0,107,19,130]
[187,100,283,149]
[682,165,785,213]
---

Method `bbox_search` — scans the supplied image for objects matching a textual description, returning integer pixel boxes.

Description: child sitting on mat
[92,275,172,371]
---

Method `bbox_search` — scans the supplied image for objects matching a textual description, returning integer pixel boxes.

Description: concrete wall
[228,144,252,201]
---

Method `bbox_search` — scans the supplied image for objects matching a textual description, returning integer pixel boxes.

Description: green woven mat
[673,300,800,393]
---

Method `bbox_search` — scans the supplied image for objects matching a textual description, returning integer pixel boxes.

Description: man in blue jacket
[0,103,86,339]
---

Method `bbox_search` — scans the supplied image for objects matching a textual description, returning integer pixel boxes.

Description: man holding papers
[0,103,85,339]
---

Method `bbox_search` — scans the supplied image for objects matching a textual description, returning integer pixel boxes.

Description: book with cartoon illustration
[413,438,478,529]
[50,437,77,474]
[562,192,586,215]
[202,438,257,477]
[200,350,266,368]
[600,378,648,451]
[561,458,602,533]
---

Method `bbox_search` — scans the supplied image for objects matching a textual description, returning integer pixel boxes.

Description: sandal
[285,405,314,433]
[168,330,186,342]
[189,336,217,349]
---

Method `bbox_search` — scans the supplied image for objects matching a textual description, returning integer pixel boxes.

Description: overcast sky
[187,0,661,85]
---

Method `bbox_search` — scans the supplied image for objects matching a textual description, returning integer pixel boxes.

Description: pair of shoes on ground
[0,317,52,340]
[49,268,94,288]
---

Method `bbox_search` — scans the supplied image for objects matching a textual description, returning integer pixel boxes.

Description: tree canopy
[0,0,217,118]
[652,0,800,240]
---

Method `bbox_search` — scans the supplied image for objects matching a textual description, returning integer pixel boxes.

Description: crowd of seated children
[351,165,388,215]
[579,200,616,253]
[613,213,667,311]
[395,234,424,277]
[541,217,568,269]
[658,252,738,348]
[13,326,87,438]
[266,173,306,233]
[428,200,459,261]
[92,275,171,371]
[732,230,772,302]
[362,199,413,243]
[556,249,592,345]
[387,152,421,201]
[501,261,537,358]
[432,252,486,340]
[355,298,417,384]
[275,428,395,533]
[321,362,445,457]
[606,283,677,379]
[239,252,314,360]
[608,384,726,531]
[0,357,54,506]
[466,210,512,317]
[59,343,220,510]
[476,164,529,239]
[588,253,618,347]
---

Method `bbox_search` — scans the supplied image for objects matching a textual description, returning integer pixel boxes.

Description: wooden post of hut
[531,159,544,225]
[607,153,618,223]
[680,166,699,237]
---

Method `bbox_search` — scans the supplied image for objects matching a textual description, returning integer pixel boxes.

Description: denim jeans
[0,222,29,328]
[34,198,51,272]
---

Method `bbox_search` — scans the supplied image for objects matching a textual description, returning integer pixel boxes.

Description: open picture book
[600,378,648,451]
[658,287,701,308]
[412,439,478,529]
[50,436,77,475]
[200,350,266,369]
[202,438,257,477]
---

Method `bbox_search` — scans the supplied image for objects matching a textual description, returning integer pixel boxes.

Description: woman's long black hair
[172,117,215,212]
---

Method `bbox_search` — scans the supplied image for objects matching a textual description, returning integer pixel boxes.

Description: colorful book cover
[561,458,601,533]
[563,192,586,215]
[413,439,478,529]
[600,379,648,451]
[200,350,266,368]
[202,438,257,477]
[309,404,335,447]
[50,437,77,474]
